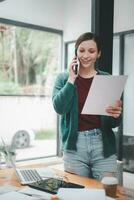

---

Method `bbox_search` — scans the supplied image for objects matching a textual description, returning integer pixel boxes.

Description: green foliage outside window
[34,129,56,140]
[0,23,61,95]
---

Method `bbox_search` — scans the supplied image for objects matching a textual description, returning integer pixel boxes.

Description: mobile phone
[73,49,79,74]
[73,60,79,75]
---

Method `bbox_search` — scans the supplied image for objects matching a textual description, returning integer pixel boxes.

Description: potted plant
[0,138,16,168]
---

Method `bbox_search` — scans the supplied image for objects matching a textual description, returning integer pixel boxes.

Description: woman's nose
[83,52,89,58]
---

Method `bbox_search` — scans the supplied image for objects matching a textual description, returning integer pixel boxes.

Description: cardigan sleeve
[52,73,76,115]
[101,114,122,129]
[108,114,122,128]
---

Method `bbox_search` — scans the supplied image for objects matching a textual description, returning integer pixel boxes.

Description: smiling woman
[0,18,62,162]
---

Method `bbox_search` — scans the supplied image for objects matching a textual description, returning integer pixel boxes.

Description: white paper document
[57,188,106,200]
[0,185,19,194]
[0,191,38,200]
[19,187,52,199]
[81,75,128,115]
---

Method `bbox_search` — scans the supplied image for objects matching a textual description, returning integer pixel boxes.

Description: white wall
[0,0,134,40]
[63,0,91,42]
[0,0,91,42]
[0,0,64,30]
[114,0,134,32]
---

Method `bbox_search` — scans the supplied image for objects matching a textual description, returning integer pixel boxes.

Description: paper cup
[101,177,118,198]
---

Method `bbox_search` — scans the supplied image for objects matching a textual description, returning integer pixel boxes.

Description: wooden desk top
[0,164,134,200]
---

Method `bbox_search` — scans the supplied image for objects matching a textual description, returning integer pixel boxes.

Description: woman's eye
[79,50,85,53]
[89,50,96,53]
[79,49,96,54]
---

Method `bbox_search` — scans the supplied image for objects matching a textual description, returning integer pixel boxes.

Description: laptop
[0,137,55,185]
[15,167,56,185]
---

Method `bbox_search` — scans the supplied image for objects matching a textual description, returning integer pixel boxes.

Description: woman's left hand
[106,100,122,118]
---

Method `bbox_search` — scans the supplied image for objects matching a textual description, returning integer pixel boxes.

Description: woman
[52,32,122,180]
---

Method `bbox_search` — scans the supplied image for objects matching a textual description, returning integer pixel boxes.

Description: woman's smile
[80,59,92,66]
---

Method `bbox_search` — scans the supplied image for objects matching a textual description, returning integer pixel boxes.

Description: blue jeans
[63,129,117,180]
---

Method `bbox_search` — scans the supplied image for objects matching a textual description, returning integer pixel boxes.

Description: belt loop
[95,129,97,135]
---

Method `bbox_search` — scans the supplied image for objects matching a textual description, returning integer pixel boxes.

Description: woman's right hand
[68,57,78,84]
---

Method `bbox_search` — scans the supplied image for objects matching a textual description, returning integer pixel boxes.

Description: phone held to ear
[73,58,79,75]
[73,49,79,75]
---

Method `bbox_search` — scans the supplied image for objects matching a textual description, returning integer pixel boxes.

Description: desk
[0,164,134,200]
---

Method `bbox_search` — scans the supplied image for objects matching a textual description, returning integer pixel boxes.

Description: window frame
[0,18,63,162]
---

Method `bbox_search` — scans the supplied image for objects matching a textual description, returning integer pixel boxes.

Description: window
[123,32,134,173]
[123,33,134,136]
[65,41,75,69]
[112,36,120,75]
[0,19,62,162]
[113,30,134,173]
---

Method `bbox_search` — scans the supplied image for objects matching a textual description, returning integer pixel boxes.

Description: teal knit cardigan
[52,70,122,158]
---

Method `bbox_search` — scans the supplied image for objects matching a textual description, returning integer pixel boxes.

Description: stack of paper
[57,188,115,200]
[57,188,106,200]
[20,187,115,200]
[19,187,52,199]
[0,185,19,195]
[0,191,37,200]
[0,185,115,200]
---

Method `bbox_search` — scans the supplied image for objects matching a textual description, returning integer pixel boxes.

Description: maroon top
[76,75,100,131]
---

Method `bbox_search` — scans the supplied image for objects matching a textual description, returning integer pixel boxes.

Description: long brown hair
[75,32,101,54]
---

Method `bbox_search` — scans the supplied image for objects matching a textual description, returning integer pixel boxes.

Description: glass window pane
[67,42,75,67]
[0,22,62,162]
[112,36,120,75]
[123,33,134,136]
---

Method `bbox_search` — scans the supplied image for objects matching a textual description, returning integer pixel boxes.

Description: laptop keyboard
[16,169,42,184]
